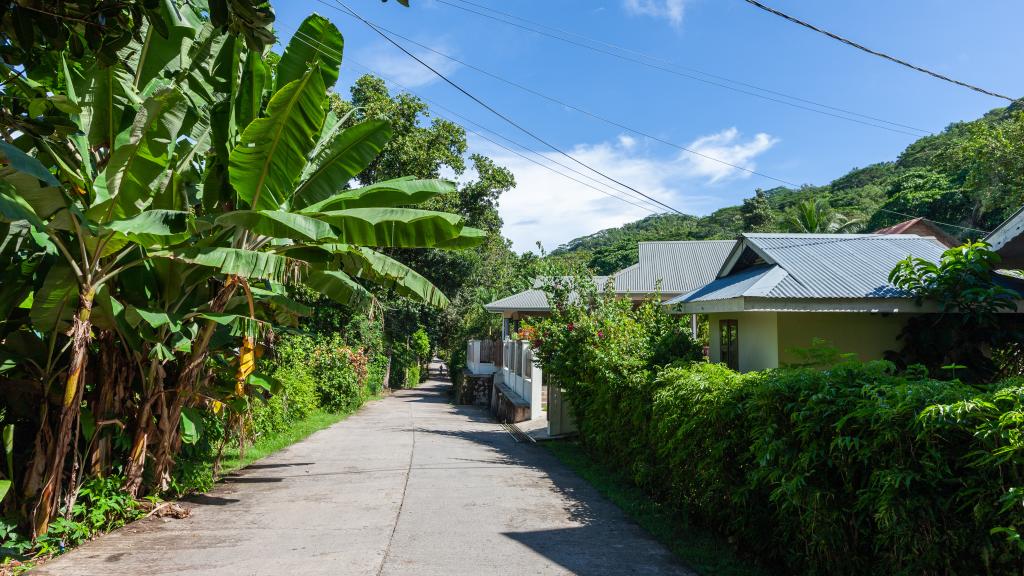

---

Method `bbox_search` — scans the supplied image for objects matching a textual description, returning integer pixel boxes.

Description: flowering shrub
[528,279,700,480]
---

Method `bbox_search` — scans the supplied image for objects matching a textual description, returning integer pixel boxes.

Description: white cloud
[356,40,460,88]
[680,127,778,183]
[478,128,777,253]
[623,0,687,27]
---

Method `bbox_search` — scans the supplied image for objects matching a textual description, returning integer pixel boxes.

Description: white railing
[495,339,543,419]
[466,339,497,375]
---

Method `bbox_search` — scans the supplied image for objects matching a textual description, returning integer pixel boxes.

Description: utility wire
[323,0,688,215]
[281,22,985,238]
[443,0,930,134]
[352,62,664,215]
[742,0,1016,102]
[432,0,929,137]
[284,26,665,214]
[326,14,803,188]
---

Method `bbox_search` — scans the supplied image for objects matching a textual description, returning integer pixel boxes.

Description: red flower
[567,322,575,332]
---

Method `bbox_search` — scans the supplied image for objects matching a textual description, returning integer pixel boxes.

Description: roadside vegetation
[0,0,521,567]
[528,243,1024,575]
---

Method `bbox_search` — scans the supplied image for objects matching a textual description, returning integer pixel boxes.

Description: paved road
[38,376,692,576]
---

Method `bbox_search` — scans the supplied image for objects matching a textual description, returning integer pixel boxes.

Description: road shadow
[411,379,693,575]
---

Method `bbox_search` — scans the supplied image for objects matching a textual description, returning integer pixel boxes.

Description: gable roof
[874,217,959,247]
[484,276,610,313]
[614,240,735,294]
[986,205,1024,268]
[484,240,735,314]
[668,233,948,311]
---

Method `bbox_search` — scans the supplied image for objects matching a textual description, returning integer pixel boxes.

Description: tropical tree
[0,9,483,537]
[785,199,860,233]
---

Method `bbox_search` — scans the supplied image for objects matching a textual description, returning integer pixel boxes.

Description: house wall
[708,311,912,372]
[708,312,779,372]
[776,312,909,365]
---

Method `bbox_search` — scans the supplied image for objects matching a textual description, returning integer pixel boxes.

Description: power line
[875,207,989,235]
[326,14,803,188]
[284,26,666,214]
[351,62,664,215]
[433,0,929,137]
[741,0,1016,102]
[444,0,931,135]
[280,22,987,238]
[322,0,689,216]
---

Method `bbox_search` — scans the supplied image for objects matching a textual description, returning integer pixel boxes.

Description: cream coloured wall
[708,311,912,372]
[776,312,909,366]
[708,312,779,372]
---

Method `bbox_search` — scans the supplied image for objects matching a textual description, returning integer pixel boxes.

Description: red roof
[874,218,958,247]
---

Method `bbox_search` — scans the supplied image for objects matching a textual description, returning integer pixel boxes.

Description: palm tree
[785,199,860,233]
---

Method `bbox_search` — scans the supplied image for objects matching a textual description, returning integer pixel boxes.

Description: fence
[466,338,544,421]
[466,339,499,375]
[497,339,542,419]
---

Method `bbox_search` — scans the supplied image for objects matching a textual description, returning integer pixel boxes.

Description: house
[479,240,735,434]
[874,217,960,247]
[986,205,1024,269]
[666,233,950,372]
[484,241,736,329]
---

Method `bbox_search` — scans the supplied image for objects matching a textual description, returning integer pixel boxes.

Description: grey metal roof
[483,289,550,312]
[485,240,735,313]
[485,276,611,313]
[669,233,947,305]
[615,240,735,294]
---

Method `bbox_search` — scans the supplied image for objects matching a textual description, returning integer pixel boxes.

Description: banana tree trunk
[32,287,95,538]
[149,282,238,491]
[90,332,131,477]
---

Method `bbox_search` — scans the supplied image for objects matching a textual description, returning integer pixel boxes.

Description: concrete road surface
[37,375,693,576]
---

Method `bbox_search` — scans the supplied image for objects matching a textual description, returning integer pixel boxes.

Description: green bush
[34,476,147,556]
[568,357,1024,575]
[389,332,427,389]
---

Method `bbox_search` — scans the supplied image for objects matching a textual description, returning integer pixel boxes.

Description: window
[720,319,738,370]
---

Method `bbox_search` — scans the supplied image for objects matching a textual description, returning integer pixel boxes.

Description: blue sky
[274,1,1024,252]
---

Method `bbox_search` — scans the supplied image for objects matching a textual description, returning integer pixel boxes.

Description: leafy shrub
[564,356,1024,575]
[34,476,147,556]
[529,281,700,488]
[250,360,318,438]
[389,333,427,389]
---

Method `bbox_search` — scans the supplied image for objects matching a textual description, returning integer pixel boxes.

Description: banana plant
[0,8,484,529]
[0,4,233,535]
[142,14,485,487]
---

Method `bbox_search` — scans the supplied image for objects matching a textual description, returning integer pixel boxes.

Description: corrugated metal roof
[483,289,550,312]
[670,234,946,304]
[616,240,735,294]
[485,276,610,312]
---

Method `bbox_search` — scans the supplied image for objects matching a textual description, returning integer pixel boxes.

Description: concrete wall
[708,312,779,372]
[708,311,911,372]
[776,312,908,366]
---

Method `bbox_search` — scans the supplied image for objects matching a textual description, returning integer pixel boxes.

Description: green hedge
[171,331,384,495]
[569,359,1024,574]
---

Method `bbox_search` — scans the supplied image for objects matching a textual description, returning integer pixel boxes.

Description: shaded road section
[37,376,692,576]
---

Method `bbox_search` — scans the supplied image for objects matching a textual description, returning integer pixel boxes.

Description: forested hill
[550,102,1024,275]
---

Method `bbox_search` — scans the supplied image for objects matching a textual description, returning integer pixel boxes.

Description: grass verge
[217,399,377,475]
[544,439,770,576]
[1,398,379,575]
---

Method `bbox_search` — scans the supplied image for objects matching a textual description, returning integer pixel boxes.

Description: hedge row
[564,360,1024,574]
[172,331,387,494]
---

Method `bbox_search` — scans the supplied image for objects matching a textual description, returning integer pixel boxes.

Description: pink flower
[597,330,604,339]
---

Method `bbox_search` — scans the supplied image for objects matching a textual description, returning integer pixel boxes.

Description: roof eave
[670,297,948,314]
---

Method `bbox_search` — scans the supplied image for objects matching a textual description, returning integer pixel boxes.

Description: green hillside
[551,103,1024,275]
